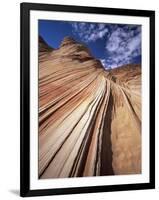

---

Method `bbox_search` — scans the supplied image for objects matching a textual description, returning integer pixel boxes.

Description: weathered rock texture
[38,36,141,179]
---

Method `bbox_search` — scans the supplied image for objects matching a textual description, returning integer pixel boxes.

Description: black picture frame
[20,2,155,197]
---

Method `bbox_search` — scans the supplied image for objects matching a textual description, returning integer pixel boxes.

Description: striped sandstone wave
[38,36,141,179]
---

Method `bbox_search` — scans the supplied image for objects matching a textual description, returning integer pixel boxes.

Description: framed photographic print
[20,2,155,197]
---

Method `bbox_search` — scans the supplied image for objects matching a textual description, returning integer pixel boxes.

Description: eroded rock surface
[38,36,141,179]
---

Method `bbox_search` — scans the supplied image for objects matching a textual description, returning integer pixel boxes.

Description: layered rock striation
[38,36,141,179]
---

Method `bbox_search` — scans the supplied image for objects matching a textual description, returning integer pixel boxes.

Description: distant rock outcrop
[39,36,53,62]
[60,36,77,47]
[38,36,141,179]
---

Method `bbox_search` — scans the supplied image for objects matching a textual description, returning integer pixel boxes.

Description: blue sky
[39,20,141,69]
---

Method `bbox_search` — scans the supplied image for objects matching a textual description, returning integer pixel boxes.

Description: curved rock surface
[38,36,141,179]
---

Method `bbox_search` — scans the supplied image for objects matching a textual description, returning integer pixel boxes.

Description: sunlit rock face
[38,36,141,179]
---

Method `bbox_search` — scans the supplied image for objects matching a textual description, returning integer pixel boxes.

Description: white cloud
[100,59,107,68]
[100,58,118,69]
[98,23,105,30]
[105,26,141,67]
[71,22,108,42]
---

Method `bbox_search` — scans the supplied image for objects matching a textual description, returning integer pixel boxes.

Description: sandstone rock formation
[38,36,141,179]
